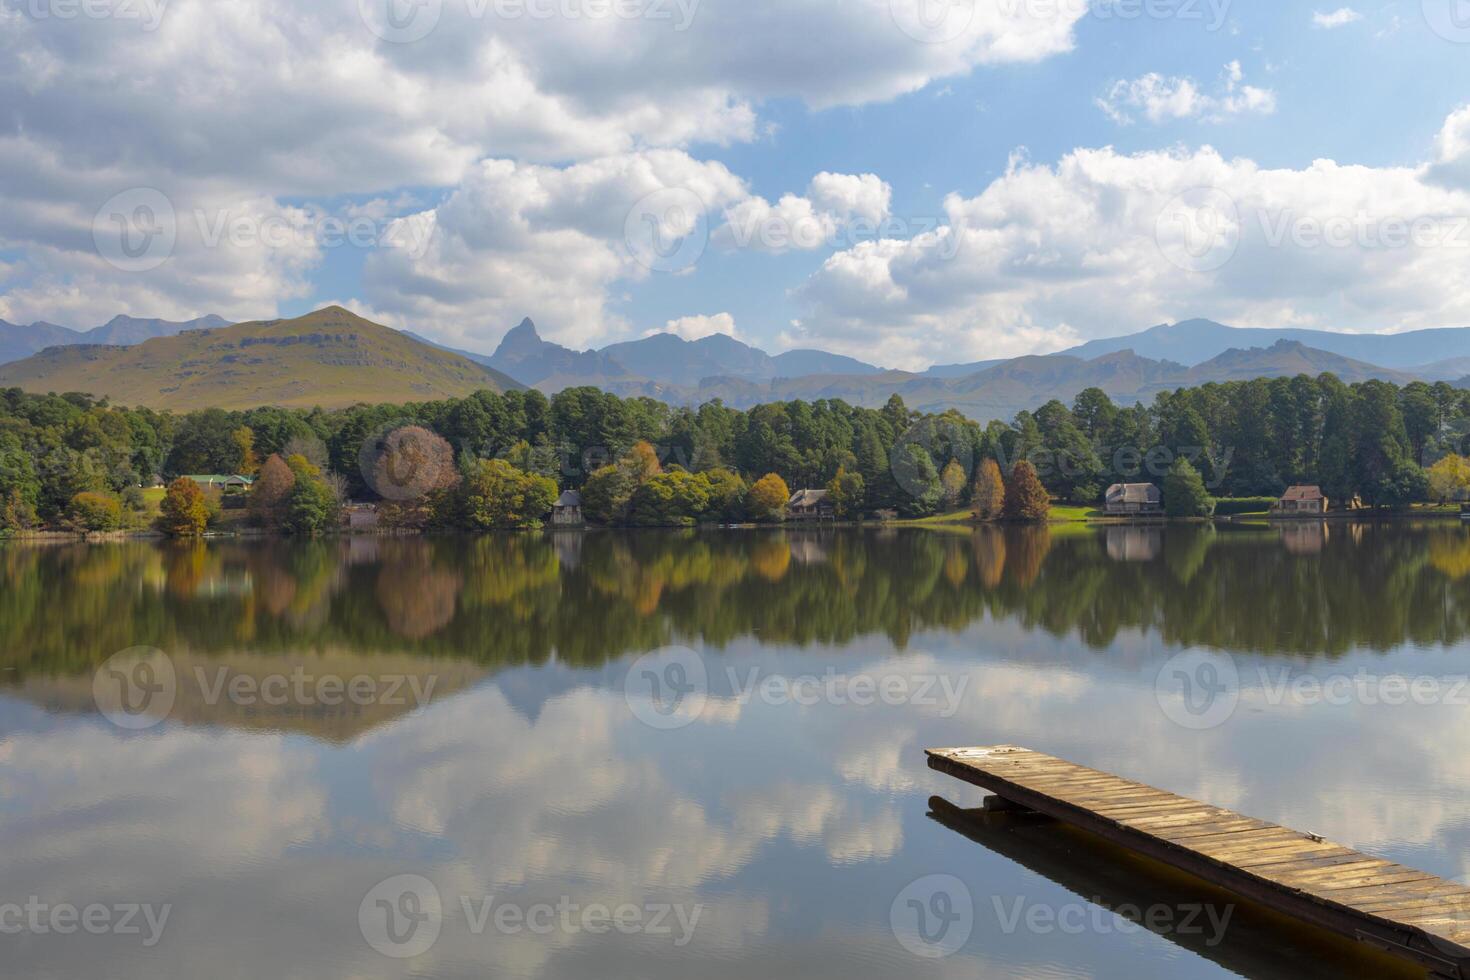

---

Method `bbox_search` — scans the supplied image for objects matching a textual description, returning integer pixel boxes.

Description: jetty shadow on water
[925,796,1420,980]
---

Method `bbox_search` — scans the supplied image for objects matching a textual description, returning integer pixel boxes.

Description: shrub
[68,491,123,532]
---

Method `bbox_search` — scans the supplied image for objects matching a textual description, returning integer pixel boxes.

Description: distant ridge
[0,313,230,365]
[0,306,522,410]
[1054,317,1470,370]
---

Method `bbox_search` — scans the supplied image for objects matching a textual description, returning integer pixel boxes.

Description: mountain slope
[0,313,231,366]
[1060,318,1470,369]
[1180,341,1415,385]
[0,307,522,410]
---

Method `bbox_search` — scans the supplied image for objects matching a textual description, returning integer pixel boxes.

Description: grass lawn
[1050,505,1106,522]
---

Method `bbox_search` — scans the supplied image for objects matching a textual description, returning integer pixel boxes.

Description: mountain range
[0,307,520,410]
[0,310,1465,420]
[0,314,230,365]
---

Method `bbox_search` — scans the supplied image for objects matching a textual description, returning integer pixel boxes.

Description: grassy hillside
[0,307,523,410]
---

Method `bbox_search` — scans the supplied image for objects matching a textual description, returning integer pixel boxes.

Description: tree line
[3,372,1470,532]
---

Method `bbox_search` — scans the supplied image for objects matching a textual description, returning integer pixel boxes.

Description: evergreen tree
[1164,459,1215,517]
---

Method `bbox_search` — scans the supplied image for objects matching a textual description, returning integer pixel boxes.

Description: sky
[3,0,1470,370]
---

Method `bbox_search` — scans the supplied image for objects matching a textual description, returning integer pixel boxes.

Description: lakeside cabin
[1273,485,1329,515]
[183,474,254,493]
[552,490,584,526]
[1103,483,1162,516]
[787,489,835,521]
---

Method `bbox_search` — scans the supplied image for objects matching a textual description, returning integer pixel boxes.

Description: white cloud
[716,172,893,253]
[1098,61,1276,126]
[1313,7,1363,28]
[360,151,749,349]
[0,0,1087,323]
[654,313,740,341]
[1429,105,1470,189]
[791,109,1470,369]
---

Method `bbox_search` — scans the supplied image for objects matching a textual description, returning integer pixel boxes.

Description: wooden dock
[928,745,1470,977]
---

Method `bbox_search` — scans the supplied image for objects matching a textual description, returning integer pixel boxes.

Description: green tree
[826,465,865,519]
[629,470,712,526]
[457,458,559,529]
[282,476,338,535]
[701,468,747,522]
[1164,459,1215,517]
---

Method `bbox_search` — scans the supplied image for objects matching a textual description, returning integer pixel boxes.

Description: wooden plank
[928,745,1470,978]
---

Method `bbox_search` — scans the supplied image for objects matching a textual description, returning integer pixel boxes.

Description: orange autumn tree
[1003,460,1051,523]
[249,454,296,528]
[972,459,1005,521]
[161,477,210,537]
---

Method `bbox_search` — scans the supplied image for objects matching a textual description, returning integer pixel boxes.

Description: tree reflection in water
[4,523,1470,682]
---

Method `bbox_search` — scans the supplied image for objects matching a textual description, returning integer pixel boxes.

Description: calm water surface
[2,524,1467,978]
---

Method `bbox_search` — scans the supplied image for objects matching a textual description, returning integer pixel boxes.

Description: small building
[787,489,835,521]
[1104,483,1162,516]
[552,490,584,526]
[344,503,380,530]
[1273,485,1329,515]
[183,474,254,493]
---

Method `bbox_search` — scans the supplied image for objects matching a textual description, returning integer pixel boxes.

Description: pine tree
[1164,459,1215,517]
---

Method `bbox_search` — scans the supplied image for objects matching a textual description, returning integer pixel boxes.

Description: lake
[2,523,1467,978]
